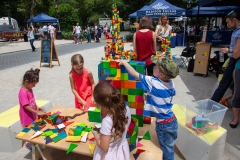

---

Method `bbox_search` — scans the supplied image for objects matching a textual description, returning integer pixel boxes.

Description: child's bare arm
[92,131,111,152]
[119,60,139,79]
[88,71,96,102]
[25,105,46,116]
[69,74,86,106]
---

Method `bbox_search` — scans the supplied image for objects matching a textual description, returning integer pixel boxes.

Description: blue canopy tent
[186,6,240,17]
[27,13,60,30]
[129,6,148,18]
[137,0,186,18]
[199,0,240,7]
[27,13,58,23]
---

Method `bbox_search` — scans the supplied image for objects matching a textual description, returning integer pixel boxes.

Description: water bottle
[219,52,224,62]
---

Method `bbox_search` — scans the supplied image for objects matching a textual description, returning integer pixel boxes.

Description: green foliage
[49,3,79,31]
[61,31,74,39]
[125,33,134,42]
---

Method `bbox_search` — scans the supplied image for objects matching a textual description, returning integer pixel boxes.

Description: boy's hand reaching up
[117,59,129,66]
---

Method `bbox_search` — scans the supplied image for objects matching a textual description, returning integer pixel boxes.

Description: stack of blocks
[98,60,145,128]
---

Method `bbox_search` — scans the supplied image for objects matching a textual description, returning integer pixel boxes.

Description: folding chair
[179,46,196,68]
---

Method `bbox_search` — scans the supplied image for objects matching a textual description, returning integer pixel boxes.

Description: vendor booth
[136,0,186,18]
[27,13,61,39]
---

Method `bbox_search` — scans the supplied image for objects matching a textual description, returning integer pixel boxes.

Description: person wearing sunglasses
[155,15,172,51]
[211,10,240,128]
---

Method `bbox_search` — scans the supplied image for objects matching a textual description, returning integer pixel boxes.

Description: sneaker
[25,142,32,151]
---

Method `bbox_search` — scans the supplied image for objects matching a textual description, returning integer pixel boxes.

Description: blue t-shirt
[138,74,175,121]
[97,27,102,35]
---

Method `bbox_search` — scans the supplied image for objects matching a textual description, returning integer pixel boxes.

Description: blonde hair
[158,15,169,34]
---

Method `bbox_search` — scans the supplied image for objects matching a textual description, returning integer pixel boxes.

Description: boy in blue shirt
[119,56,179,160]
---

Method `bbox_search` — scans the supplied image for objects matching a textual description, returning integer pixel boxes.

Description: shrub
[125,33,134,42]
[62,31,74,40]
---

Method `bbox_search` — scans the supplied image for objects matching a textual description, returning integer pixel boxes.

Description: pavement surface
[0,32,239,160]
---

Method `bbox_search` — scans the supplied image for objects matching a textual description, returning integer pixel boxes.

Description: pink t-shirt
[18,88,37,126]
[93,106,131,160]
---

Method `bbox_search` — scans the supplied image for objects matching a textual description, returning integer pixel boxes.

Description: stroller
[208,51,228,77]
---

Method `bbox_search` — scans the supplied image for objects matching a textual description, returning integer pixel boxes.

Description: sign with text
[40,40,60,68]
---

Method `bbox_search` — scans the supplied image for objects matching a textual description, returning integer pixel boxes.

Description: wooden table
[16,106,162,160]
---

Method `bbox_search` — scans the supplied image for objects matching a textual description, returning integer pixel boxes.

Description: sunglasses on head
[227,10,234,16]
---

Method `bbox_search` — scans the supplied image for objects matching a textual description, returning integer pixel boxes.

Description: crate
[185,99,227,135]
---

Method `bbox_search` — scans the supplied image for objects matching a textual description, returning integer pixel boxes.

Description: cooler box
[185,99,227,135]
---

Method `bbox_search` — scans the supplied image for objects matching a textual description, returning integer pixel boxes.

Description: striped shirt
[139,74,175,121]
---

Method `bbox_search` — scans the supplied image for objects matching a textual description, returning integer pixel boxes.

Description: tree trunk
[30,0,36,18]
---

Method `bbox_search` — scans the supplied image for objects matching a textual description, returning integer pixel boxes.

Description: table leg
[32,144,53,160]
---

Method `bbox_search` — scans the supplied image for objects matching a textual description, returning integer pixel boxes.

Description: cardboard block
[103,61,110,68]
[103,68,110,75]
[130,102,136,108]
[136,65,145,74]
[110,61,117,68]
[135,96,144,102]
[31,131,42,139]
[120,65,128,73]
[22,127,31,133]
[144,117,151,124]
[110,68,117,76]
[128,74,135,80]
[113,80,121,88]
[78,123,87,128]
[83,126,92,132]
[44,130,54,136]
[130,131,137,144]
[122,95,128,102]
[128,95,135,102]
[16,132,26,137]
[80,132,88,142]
[88,107,102,123]
[121,88,128,95]
[127,81,136,89]
[136,102,144,109]
[136,89,144,96]
[50,133,57,138]
[128,89,136,95]
[136,81,142,89]
[136,109,143,116]
[121,73,128,80]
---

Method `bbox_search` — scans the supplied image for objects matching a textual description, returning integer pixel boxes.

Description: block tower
[104,3,135,61]
[156,35,173,59]
[98,60,145,128]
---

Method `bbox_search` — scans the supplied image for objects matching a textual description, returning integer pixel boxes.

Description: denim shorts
[76,33,80,38]
[155,118,178,160]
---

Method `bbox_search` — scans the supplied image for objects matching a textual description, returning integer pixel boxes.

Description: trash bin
[171,36,177,48]
[56,31,62,40]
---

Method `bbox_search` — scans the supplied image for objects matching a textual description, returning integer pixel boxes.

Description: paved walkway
[0,36,239,160]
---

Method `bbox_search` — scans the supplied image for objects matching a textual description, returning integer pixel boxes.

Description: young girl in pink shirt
[92,82,131,160]
[19,68,46,150]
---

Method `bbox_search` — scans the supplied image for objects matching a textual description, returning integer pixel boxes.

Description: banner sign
[1,32,24,39]
[200,31,233,46]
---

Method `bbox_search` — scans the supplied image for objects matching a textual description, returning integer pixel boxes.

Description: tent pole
[194,5,200,45]
[183,19,185,47]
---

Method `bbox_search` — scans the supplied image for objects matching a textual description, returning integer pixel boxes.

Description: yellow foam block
[88,144,96,154]
[16,132,26,137]
[66,136,81,142]
[0,100,50,127]
[50,133,58,138]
